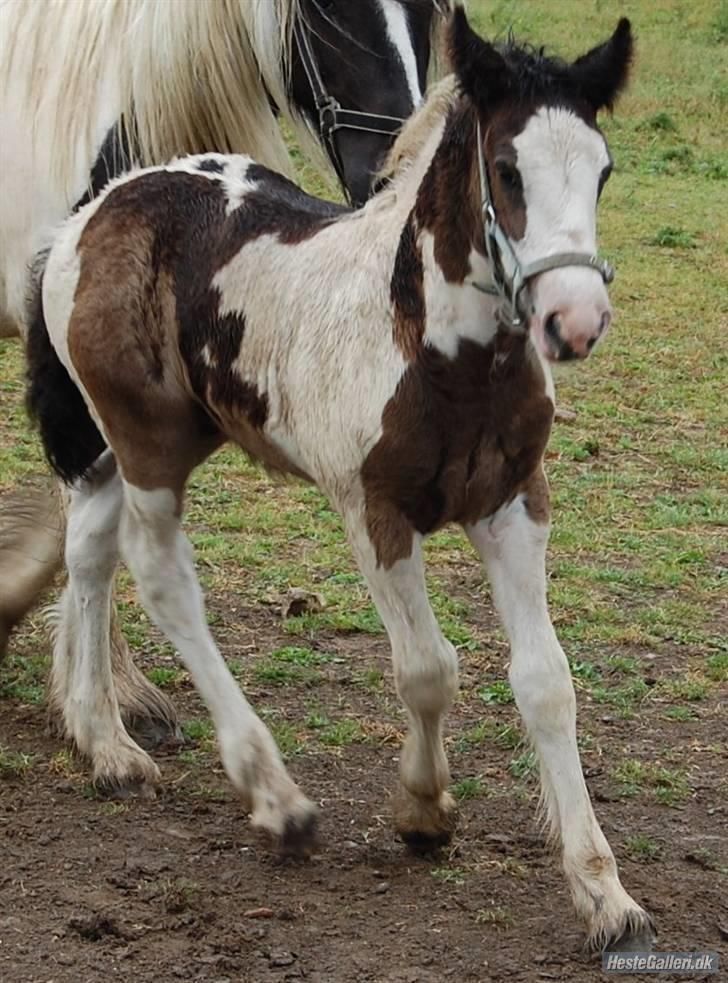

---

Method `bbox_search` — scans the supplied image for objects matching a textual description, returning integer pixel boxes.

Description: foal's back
[39,156,354,494]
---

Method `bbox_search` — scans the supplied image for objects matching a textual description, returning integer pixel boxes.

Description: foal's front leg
[466,487,653,951]
[120,482,317,851]
[345,510,459,850]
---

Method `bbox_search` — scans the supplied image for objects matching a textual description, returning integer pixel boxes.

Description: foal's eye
[496,160,522,193]
[597,163,613,198]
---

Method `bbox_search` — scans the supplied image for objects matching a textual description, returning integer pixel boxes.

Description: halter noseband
[473,122,615,333]
[293,18,406,203]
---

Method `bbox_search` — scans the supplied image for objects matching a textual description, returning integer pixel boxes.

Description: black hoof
[126,715,185,752]
[399,828,453,856]
[605,919,656,954]
[95,776,157,801]
[276,810,319,858]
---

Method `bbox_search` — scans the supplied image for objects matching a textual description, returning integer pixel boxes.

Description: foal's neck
[384,98,500,354]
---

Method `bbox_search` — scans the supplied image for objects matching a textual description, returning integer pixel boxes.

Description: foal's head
[291,0,449,205]
[451,8,633,361]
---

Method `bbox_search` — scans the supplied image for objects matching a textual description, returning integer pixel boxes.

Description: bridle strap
[293,18,406,202]
[473,121,615,333]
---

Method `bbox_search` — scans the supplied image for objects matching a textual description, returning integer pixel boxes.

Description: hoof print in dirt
[68,913,128,942]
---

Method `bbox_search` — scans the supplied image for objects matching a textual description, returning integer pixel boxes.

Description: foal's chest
[361,333,554,537]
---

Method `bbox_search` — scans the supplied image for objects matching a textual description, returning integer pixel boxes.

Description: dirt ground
[1,585,725,983]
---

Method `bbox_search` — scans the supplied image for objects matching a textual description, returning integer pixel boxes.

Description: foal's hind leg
[61,454,159,793]
[344,509,459,851]
[47,483,180,749]
[119,481,317,852]
[466,487,653,952]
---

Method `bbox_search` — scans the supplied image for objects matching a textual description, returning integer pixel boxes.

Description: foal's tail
[25,251,107,484]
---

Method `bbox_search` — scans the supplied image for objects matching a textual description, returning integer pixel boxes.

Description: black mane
[497,38,581,105]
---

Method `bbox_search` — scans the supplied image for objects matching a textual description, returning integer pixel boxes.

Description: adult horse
[0,0,449,736]
[26,2,654,952]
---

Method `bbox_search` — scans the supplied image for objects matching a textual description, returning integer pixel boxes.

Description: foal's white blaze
[379,0,422,106]
[514,107,613,360]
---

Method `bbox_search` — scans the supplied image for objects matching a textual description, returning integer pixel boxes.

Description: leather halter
[293,17,406,203]
[472,122,615,333]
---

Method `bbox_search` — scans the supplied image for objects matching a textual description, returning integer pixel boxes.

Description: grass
[625,834,662,861]
[0,745,35,778]
[613,759,692,807]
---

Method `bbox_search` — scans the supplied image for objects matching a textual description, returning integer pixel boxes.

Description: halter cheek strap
[472,122,615,333]
[293,19,405,204]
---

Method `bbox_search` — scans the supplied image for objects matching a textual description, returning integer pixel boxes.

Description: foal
[27,7,652,951]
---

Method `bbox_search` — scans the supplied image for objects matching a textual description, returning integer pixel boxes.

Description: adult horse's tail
[25,253,107,486]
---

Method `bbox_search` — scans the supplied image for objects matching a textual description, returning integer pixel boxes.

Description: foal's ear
[571,18,633,112]
[449,6,511,111]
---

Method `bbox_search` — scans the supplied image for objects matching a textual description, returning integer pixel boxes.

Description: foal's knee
[395,638,459,718]
[509,655,575,730]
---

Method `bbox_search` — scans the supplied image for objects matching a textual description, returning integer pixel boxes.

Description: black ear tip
[616,17,631,34]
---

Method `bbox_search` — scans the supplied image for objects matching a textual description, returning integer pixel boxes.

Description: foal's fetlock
[393,787,458,854]
[567,856,655,955]
[90,740,160,800]
[250,787,319,857]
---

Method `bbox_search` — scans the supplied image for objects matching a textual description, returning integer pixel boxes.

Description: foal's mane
[376,76,460,186]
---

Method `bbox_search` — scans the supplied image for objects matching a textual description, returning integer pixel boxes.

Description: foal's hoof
[96,775,158,801]
[394,789,458,855]
[278,809,319,858]
[91,743,161,801]
[588,908,656,956]
[127,714,185,753]
[253,798,319,859]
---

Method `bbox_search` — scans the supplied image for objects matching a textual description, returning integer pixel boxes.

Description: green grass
[625,834,662,861]
[612,759,692,807]
[0,745,35,778]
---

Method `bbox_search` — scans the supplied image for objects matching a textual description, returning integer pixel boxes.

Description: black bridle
[293,17,406,203]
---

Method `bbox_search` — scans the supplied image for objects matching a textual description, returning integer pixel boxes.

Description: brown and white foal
[27,8,652,952]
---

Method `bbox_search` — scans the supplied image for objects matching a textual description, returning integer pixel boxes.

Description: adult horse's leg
[119,479,317,851]
[0,481,62,657]
[465,481,654,951]
[60,453,160,792]
[344,506,459,851]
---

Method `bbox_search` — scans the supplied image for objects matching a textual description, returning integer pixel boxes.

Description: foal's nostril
[544,312,562,347]
[599,310,611,335]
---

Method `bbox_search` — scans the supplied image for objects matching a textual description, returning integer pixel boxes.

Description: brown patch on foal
[391,212,426,359]
[361,333,554,568]
[413,102,481,284]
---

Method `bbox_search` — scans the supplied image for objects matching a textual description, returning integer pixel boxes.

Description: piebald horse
[0,0,449,734]
[26,5,653,952]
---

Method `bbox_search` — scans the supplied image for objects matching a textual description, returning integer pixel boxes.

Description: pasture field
[1,1,726,980]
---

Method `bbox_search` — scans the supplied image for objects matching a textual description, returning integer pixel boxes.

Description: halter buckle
[317,96,340,139]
